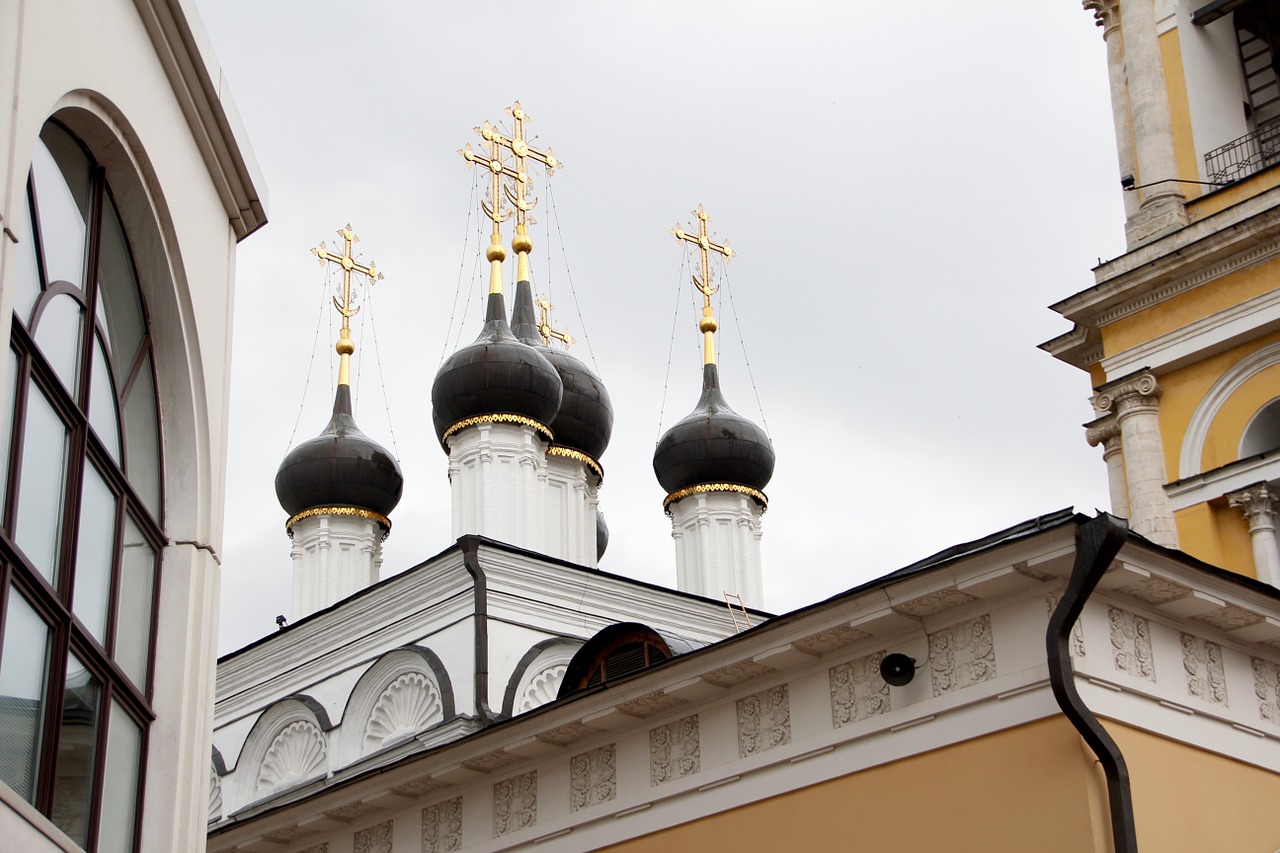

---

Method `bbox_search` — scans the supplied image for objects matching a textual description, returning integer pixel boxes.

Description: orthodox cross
[459,130,520,294]
[311,224,383,385]
[536,293,575,349]
[482,102,562,281]
[670,205,734,365]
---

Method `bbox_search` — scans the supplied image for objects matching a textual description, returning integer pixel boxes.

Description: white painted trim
[1169,454,1280,510]
[1102,289,1280,380]
[1180,342,1280,478]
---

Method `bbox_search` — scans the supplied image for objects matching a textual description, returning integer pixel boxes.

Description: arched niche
[502,638,584,717]
[229,696,331,813]
[336,646,455,767]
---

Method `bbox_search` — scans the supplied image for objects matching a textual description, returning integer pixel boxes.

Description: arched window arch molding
[336,646,455,767]
[1180,342,1280,478]
[502,638,583,717]
[46,95,215,540]
[228,695,331,812]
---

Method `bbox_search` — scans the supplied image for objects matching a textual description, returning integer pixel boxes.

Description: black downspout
[1047,513,1137,853]
[460,536,496,722]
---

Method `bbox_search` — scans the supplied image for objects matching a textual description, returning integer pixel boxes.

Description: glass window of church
[0,119,161,851]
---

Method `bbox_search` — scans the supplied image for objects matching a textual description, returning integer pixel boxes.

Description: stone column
[1227,483,1280,587]
[1116,0,1187,244]
[1084,0,1140,222]
[1087,416,1129,518]
[1094,372,1178,546]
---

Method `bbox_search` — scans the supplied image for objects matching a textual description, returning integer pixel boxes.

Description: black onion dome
[596,511,609,561]
[653,363,775,495]
[511,280,613,461]
[431,291,563,445]
[275,385,404,518]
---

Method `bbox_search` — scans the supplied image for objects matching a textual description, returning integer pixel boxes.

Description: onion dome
[510,280,613,462]
[431,290,563,446]
[275,384,404,523]
[596,511,609,561]
[653,363,775,498]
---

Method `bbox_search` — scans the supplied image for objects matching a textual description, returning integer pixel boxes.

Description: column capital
[1085,415,1122,449]
[1094,372,1162,418]
[1083,0,1120,37]
[1228,483,1279,532]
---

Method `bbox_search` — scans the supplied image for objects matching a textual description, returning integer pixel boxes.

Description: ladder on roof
[724,592,752,633]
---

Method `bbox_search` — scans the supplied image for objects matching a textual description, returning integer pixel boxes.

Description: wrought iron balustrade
[1205,120,1280,186]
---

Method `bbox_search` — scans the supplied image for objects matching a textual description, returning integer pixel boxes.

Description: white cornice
[131,0,267,240]
[1048,189,1280,328]
[1168,454,1280,511]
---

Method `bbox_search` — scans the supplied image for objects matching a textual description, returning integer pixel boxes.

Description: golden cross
[311,224,383,386]
[481,102,562,282]
[670,205,734,366]
[536,293,575,349]
[460,130,521,295]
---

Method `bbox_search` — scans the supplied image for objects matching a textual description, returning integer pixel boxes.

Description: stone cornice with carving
[1093,372,1162,418]
[1047,191,1280,329]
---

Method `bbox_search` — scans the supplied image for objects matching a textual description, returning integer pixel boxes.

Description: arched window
[0,120,162,851]
[1241,398,1280,459]
[558,623,674,699]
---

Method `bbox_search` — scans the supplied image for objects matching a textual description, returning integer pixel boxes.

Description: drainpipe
[460,536,496,722]
[1047,513,1137,853]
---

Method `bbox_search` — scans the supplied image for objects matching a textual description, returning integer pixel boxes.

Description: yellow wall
[602,718,1106,853]
[1202,363,1280,471]
[1109,721,1280,852]
[1159,27,1201,202]
[1175,500,1255,577]
[1101,258,1280,355]
[1189,168,1280,222]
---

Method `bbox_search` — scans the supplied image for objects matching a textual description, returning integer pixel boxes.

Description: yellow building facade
[1044,0,1280,586]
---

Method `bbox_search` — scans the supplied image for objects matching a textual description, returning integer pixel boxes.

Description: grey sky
[194,1,1125,654]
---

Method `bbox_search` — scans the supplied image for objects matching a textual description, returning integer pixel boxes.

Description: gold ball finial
[512,232,533,254]
[699,315,718,334]
[336,338,355,356]
[486,239,507,264]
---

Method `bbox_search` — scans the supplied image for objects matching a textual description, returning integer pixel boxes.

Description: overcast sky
[193,1,1128,655]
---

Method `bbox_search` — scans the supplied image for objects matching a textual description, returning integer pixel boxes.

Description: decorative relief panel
[355,819,393,853]
[536,720,601,747]
[1196,605,1264,632]
[893,588,978,619]
[569,744,616,812]
[1115,577,1189,605]
[1108,607,1155,682]
[651,715,700,786]
[792,624,872,656]
[1252,658,1280,725]
[257,720,327,795]
[517,665,566,713]
[422,797,463,853]
[830,650,890,727]
[208,764,222,823]
[1181,633,1227,706]
[297,845,329,853]
[737,684,791,758]
[462,748,524,773]
[365,672,444,752]
[493,770,537,837]
[928,613,996,696]
[1045,593,1086,658]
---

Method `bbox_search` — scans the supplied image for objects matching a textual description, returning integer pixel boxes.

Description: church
[3,1,1280,852]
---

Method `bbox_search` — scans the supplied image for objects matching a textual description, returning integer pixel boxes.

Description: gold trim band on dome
[441,413,554,442]
[547,445,603,479]
[286,506,392,536]
[663,483,768,512]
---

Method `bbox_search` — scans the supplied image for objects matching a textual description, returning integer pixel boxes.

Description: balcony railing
[1204,120,1280,186]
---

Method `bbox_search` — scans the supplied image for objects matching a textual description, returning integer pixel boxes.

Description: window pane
[97,701,141,853]
[96,198,145,387]
[88,336,121,463]
[31,126,90,291]
[73,463,116,644]
[14,381,69,584]
[0,590,51,801]
[51,654,99,847]
[114,516,154,690]
[0,348,17,515]
[13,190,42,327]
[123,353,160,519]
[32,293,83,395]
